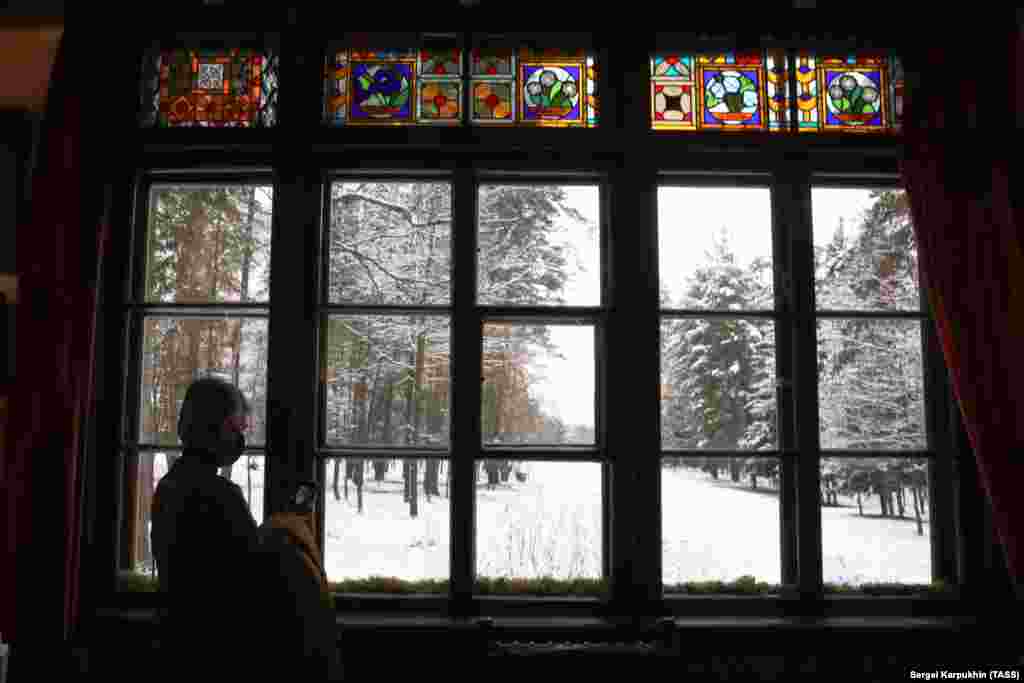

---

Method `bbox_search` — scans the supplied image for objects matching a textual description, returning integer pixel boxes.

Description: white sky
[536,185,887,427]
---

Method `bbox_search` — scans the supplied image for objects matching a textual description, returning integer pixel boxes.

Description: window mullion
[608,45,661,612]
[450,164,481,614]
[771,175,798,587]
[265,164,320,519]
[783,164,824,600]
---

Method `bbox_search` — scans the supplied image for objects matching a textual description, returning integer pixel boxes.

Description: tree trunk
[403,460,410,503]
[896,486,906,518]
[912,485,924,536]
[425,459,440,499]
[411,333,426,446]
[355,460,364,514]
[382,375,395,444]
[408,460,418,518]
[750,472,758,490]
[485,462,500,490]
[856,492,863,516]
[333,457,342,502]
[729,458,741,483]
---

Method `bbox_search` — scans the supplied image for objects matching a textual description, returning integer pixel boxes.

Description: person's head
[177,376,252,466]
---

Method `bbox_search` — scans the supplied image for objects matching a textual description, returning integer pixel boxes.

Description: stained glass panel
[325,46,597,127]
[651,51,902,134]
[808,52,898,133]
[142,48,279,128]
[471,48,597,127]
[325,48,461,126]
[652,51,786,132]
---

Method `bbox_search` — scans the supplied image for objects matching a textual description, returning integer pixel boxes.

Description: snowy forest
[128,181,931,584]
[660,187,928,536]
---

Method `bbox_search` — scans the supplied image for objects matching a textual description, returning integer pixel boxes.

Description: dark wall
[0,110,38,381]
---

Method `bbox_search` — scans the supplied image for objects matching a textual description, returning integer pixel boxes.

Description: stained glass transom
[141,48,279,128]
[652,51,902,134]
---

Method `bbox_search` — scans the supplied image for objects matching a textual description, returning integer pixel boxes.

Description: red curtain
[901,29,1024,587]
[1,31,110,650]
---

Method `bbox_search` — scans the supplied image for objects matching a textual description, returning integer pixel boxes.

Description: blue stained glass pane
[702,68,761,127]
[824,69,883,127]
[522,64,583,122]
[351,62,414,122]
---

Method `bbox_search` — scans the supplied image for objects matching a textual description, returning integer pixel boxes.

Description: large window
[112,32,954,612]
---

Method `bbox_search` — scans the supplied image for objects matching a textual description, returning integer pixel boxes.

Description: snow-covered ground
[147,456,930,586]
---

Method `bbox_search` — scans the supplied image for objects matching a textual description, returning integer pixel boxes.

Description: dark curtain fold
[1,31,112,654]
[900,28,1024,587]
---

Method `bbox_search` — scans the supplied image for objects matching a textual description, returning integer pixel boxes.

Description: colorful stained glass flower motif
[324,46,596,127]
[521,65,582,124]
[651,50,900,134]
[351,62,414,122]
[700,68,763,128]
[821,68,886,132]
[474,81,513,121]
[144,48,278,127]
[420,81,461,121]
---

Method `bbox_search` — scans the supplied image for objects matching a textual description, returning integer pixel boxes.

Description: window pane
[476,460,601,580]
[813,187,920,311]
[477,184,600,307]
[140,317,268,446]
[145,185,273,304]
[482,323,594,446]
[662,457,781,584]
[818,319,925,450]
[328,181,452,305]
[822,457,931,585]
[141,48,279,128]
[323,456,449,583]
[651,51,790,132]
[661,318,776,450]
[658,186,773,310]
[324,315,450,447]
[124,451,265,579]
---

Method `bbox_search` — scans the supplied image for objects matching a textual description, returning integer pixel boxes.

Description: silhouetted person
[151,376,341,679]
